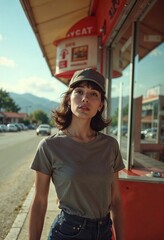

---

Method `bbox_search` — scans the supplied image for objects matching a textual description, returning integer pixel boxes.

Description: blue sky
[0,0,67,102]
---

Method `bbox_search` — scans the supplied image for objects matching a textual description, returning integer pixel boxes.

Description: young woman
[29,68,125,240]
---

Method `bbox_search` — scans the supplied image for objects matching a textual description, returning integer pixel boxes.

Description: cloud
[0,56,16,67]
[112,81,130,97]
[150,49,162,57]
[0,34,3,41]
[123,71,130,77]
[18,76,66,94]
[112,85,117,92]
[0,76,67,101]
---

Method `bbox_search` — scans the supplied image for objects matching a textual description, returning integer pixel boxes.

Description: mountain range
[9,92,59,117]
[9,92,129,117]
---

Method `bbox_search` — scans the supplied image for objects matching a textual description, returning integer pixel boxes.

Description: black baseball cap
[69,68,105,92]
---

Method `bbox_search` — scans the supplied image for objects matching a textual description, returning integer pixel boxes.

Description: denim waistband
[61,210,110,225]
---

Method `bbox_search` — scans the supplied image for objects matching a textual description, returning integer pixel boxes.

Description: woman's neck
[65,120,96,142]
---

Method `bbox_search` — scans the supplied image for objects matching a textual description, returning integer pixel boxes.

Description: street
[0,129,56,239]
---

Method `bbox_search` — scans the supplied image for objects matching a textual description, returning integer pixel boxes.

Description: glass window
[110,0,164,166]
[134,0,164,162]
[110,25,132,161]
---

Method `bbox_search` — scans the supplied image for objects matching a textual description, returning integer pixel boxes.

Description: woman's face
[69,83,103,120]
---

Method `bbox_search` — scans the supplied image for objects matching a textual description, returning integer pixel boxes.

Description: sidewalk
[4,182,60,240]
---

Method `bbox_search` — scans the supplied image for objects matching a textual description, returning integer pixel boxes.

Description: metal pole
[127,21,138,170]
[118,82,123,147]
[97,37,101,73]
[105,46,113,135]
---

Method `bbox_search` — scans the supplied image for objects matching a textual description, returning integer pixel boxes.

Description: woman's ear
[68,98,71,106]
[98,102,103,112]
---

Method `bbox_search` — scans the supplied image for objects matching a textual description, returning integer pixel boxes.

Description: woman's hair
[52,81,111,131]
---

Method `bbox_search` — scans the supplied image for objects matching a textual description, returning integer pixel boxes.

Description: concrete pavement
[4,182,60,240]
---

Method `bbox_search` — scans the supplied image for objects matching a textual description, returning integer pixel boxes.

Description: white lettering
[67,26,94,38]
[87,26,93,34]
[76,29,81,36]
[67,32,74,38]
[81,28,88,35]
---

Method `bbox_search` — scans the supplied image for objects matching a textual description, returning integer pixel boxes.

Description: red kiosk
[20,0,164,239]
[53,2,164,239]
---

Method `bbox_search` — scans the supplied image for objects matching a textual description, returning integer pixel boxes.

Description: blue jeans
[48,210,112,240]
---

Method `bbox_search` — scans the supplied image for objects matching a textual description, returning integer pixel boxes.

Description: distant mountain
[9,92,129,117]
[9,92,59,117]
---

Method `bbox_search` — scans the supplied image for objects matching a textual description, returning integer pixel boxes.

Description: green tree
[49,118,55,127]
[30,110,49,124]
[0,88,20,112]
[111,104,129,126]
[111,112,118,126]
[122,104,128,116]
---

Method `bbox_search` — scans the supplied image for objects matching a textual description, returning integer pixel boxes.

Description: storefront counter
[119,173,164,240]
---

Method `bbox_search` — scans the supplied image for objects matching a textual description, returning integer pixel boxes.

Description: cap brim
[69,78,105,92]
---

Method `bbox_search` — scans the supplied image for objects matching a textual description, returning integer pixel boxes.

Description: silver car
[36,124,51,136]
[7,124,18,132]
[0,124,8,132]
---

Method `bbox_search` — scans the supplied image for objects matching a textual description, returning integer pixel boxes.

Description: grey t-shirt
[31,131,125,219]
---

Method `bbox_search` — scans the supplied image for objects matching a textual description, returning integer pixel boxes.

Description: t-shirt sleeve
[113,139,125,172]
[30,138,52,176]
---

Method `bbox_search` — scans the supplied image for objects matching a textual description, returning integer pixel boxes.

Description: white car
[141,128,157,138]
[7,124,18,132]
[36,124,51,136]
[0,124,8,132]
[146,128,157,138]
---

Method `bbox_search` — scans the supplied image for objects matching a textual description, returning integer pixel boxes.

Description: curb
[4,185,34,240]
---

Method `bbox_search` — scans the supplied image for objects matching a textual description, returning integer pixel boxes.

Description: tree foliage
[30,110,49,124]
[0,88,20,112]
[111,104,129,126]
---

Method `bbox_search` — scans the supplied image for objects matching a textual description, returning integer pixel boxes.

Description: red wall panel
[120,180,164,240]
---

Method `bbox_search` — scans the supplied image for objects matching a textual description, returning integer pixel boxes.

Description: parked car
[7,123,18,132]
[141,128,150,136]
[14,123,22,131]
[18,123,28,130]
[112,126,128,136]
[140,132,145,139]
[0,124,8,132]
[141,128,157,138]
[146,128,157,138]
[36,124,51,136]
[28,124,36,130]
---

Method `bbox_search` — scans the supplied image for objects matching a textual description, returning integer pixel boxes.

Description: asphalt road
[0,129,56,239]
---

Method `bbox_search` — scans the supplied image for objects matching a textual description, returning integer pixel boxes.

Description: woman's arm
[110,172,124,240]
[28,171,51,240]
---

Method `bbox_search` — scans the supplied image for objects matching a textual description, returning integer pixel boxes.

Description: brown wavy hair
[52,81,111,131]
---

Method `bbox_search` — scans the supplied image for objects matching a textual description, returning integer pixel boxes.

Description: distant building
[142,86,164,139]
[0,112,27,124]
